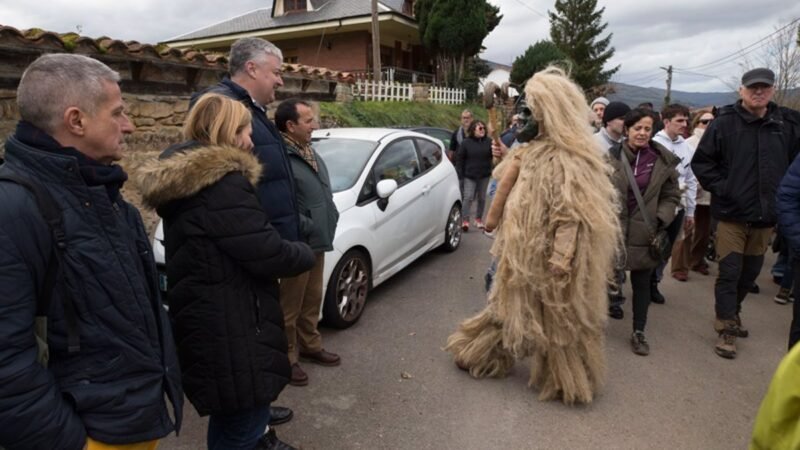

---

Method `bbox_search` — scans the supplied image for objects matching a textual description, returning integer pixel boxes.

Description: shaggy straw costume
[445,67,621,405]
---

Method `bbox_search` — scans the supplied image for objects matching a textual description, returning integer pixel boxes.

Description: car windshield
[313,137,377,192]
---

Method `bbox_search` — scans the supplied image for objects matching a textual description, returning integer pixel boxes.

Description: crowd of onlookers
[1,32,799,448]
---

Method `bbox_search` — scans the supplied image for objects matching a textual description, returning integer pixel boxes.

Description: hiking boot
[735,314,749,338]
[775,287,792,305]
[462,220,470,232]
[715,321,738,359]
[714,317,749,338]
[475,218,485,229]
[651,282,666,304]
[631,331,650,356]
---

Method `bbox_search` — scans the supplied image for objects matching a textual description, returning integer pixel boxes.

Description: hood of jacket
[135,143,262,210]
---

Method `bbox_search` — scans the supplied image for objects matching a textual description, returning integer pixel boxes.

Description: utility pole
[371,0,382,81]
[660,65,673,106]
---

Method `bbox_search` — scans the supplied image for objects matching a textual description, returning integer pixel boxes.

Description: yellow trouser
[85,438,158,450]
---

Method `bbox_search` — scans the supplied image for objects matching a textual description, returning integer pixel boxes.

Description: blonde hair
[183,94,252,146]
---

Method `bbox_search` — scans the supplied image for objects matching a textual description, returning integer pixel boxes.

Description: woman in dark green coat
[608,108,681,356]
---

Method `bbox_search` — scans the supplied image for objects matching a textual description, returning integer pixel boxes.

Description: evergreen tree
[548,0,619,91]
[510,40,567,86]
[416,0,502,86]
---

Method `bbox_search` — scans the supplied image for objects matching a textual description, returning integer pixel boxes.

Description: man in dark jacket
[692,67,800,360]
[197,37,300,243]
[449,109,473,161]
[195,36,299,425]
[0,54,182,449]
[275,98,341,386]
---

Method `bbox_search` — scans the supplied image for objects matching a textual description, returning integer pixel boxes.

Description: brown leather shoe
[299,349,341,366]
[290,363,308,386]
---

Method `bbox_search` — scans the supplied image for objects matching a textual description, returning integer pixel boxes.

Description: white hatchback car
[153,128,462,328]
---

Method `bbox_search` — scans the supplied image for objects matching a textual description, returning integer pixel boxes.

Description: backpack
[0,173,80,367]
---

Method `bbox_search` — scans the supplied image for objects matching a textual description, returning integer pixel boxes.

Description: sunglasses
[699,119,713,125]
[475,126,485,130]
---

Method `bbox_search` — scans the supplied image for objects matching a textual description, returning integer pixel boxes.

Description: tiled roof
[166,0,413,43]
[0,25,354,83]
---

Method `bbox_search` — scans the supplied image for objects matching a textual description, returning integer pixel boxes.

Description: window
[360,139,419,201]
[373,139,420,186]
[403,0,415,16]
[415,138,442,172]
[284,0,306,13]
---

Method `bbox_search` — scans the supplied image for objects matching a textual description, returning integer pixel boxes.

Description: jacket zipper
[253,294,262,335]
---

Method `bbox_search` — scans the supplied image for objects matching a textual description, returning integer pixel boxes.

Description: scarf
[281,131,318,173]
[14,121,128,202]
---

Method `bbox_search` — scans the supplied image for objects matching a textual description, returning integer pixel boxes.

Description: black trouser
[654,209,686,282]
[790,259,800,350]
[631,269,653,332]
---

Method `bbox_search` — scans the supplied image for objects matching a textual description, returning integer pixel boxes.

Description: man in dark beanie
[594,101,631,152]
[693,67,800,359]
[594,101,631,320]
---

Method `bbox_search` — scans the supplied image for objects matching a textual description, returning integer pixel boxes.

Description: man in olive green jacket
[276,98,340,386]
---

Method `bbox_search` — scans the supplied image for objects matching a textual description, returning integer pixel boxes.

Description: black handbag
[619,150,672,262]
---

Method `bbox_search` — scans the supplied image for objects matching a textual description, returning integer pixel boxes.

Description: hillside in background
[607,82,738,109]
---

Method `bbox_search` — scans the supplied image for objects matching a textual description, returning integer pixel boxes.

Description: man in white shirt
[651,103,698,302]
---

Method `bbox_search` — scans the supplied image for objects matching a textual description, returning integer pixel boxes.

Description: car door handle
[421,186,431,195]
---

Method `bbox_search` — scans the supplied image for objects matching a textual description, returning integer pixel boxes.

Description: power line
[510,0,548,19]
[675,17,800,72]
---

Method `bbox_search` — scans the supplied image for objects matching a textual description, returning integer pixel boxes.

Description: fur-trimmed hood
[134,143,262,209]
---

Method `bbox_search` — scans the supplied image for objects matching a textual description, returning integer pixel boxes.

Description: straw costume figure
[444,67,621,405]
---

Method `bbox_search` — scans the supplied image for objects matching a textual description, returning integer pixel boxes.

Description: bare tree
[766,21,800,107]
[734,19,800,108]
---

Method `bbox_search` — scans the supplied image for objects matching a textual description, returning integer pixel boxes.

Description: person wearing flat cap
[692,67,800,360]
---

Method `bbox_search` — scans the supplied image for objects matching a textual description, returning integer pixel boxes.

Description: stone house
[0,25,354,153]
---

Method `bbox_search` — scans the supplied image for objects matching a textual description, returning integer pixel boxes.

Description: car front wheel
[322,249,371,329]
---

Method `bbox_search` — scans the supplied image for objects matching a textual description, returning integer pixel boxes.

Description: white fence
[352,80,467,105]
[429,86,466,105]
[354,80,413,102]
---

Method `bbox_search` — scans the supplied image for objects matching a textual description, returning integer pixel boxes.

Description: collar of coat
[134,143,262,210]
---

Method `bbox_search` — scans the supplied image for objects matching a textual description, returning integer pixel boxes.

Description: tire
[440,202,462,252]
[322,249,371,329]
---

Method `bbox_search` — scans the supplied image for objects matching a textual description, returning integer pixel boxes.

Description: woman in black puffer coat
[135,94,314,450]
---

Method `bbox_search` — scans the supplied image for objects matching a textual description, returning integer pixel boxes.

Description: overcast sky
[3,0,800,92]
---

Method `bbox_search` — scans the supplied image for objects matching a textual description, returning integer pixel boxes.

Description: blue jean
[462,177,490,222]
[207,406,270,450]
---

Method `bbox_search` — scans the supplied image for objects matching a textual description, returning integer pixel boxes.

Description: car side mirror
[377,179,398,199]
[376,179,398,211]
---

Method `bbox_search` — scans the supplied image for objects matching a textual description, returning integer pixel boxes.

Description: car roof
[312,128,417,142]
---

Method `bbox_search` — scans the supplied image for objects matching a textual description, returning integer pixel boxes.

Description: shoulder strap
[618,151,657,234]
[0,173,80,353]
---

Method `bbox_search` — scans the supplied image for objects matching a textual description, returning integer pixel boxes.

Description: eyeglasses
[699,119,713,125]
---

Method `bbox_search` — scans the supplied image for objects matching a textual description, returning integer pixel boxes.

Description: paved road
[161,231,791,450]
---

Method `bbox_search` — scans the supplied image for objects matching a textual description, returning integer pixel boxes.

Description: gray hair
[229,37,284,75]
[17,53,120,134]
